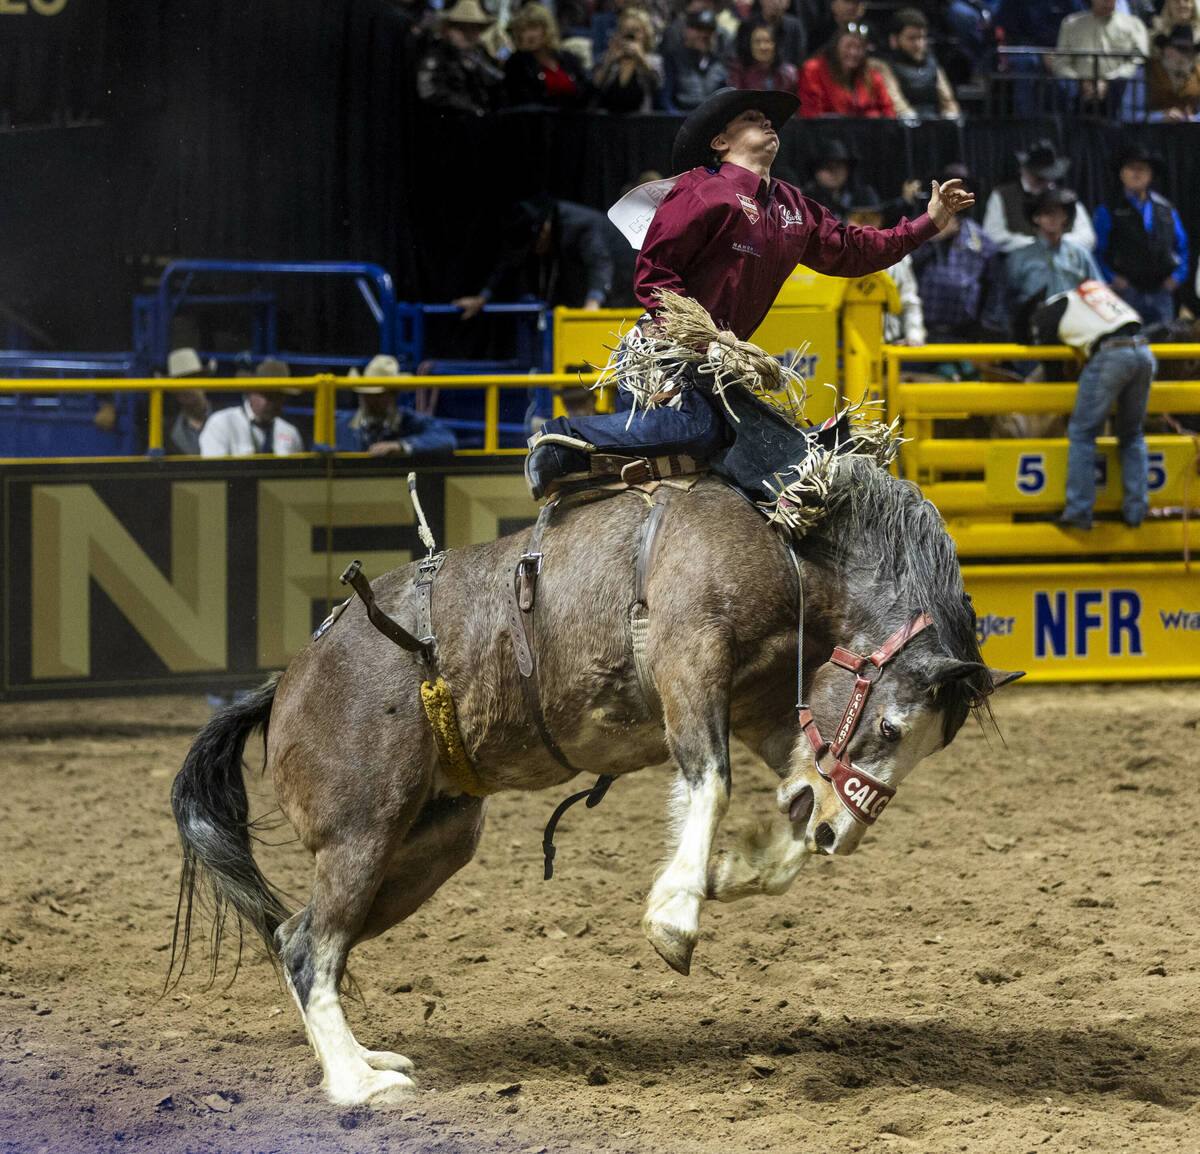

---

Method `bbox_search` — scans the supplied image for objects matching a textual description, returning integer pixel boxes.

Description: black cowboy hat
[1114,141,1163,174]
[670,87,800,174]
[1154,22,1198,53]
[847,185,884,214]
[1025,185,1078,229]
[1015,138,1070,182]
[809,136,857,172]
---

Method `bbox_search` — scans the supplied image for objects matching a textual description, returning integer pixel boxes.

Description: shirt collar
[718,162,773,205]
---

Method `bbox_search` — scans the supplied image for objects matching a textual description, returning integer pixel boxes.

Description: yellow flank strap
[420,677,494,797]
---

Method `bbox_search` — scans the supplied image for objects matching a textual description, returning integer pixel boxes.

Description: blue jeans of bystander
[1063,342,1155,526]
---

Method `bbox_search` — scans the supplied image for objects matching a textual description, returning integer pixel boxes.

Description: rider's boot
[525,441,590,501]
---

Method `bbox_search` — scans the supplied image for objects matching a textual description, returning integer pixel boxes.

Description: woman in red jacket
[798,27,895,118]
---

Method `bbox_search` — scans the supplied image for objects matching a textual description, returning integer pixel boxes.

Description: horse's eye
[880,719,901,742]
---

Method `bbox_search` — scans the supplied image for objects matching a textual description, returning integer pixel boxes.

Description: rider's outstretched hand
[928,178,975,230]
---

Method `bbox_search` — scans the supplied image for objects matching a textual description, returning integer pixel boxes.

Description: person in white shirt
[1052,0,1149,112]
[982,139,1096,254]
[198,358,305,457]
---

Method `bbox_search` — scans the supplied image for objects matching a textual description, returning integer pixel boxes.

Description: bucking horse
[169,435,1020,1105]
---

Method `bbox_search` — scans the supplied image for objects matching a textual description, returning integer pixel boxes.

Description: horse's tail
[167,676,291,988]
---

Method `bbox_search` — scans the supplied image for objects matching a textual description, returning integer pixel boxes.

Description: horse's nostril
[814,822,835,851]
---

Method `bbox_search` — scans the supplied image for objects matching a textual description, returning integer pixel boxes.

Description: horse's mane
[805,455,992,740]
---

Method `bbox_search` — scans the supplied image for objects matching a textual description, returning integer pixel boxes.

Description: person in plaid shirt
[911,203,1008,342]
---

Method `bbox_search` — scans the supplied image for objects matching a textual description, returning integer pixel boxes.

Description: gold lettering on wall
[256,478,413,668]
[0,1,28,12]
[31,483,227,678]
[29,0,68,13]
[443,475,535,548]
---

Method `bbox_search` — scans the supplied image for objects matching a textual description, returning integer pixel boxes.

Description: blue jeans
[1113,283,1175,329]
[1063,343,1155,525]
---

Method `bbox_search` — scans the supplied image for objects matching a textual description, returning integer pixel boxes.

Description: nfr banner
[1,456,533,700]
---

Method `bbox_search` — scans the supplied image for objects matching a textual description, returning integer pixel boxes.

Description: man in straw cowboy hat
[415,0,504,118]
[335,354,456,458]
[525,85,975,498]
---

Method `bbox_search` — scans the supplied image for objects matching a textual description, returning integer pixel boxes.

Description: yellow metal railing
[880,342,1200,558]
[0,372,601,459]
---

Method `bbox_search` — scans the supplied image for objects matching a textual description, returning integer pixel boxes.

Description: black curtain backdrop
[2,0,1199,356]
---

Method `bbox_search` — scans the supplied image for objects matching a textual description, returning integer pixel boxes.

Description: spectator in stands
[199,359,304,457]
[1093,144,1188,327]
[734,0,807,69]
[504,3,592,108]
[165,347,211,455]
[1006,187,1104,317]
[873,9,962,119]
[1150,0,1200,46]
[453,194,636,317]
[1051,0,1149,115]
[798,27,896,117]
[335,355,456,456]
[983,139,1096,254]
[592,0,665,64]
[804,0,868,55]
[801,139,877,221]
[661,0,735,65]
[995,0,1084,115]
[910,191,1008,343]
[728,21,800,91]
[662,8,730,110]
[415,0,505,117]
[1146,23,1200,117]
[593,7,664,112]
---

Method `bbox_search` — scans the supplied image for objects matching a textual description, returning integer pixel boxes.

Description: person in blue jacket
[335,355,456,458]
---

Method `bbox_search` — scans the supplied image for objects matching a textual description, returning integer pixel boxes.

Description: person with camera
[594,7,664,112]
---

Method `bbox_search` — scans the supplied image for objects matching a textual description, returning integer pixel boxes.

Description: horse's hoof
[645,921,695,976]
[325,1067,417,1107]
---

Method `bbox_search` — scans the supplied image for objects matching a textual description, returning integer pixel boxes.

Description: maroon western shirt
[635,162,941,339]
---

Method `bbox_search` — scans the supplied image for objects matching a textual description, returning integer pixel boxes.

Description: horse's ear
[929,658,988,686]
[987,667,1024,689]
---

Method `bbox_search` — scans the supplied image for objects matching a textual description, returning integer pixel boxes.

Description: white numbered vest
[1051,280,1142,357]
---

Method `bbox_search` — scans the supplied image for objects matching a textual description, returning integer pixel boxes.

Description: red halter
[798,612,933,826]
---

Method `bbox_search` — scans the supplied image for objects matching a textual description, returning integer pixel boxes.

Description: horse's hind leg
[276,793,485,1104]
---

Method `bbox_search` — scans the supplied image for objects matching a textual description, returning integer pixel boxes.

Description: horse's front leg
[706,722,814,903]
[643,654,731,976]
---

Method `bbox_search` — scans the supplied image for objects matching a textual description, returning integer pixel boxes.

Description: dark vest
[998,182,1035,239]
[1104,192,1178,292]
[884,50,940,117]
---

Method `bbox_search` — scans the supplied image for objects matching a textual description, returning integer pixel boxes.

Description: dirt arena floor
[2,682,1200,1154]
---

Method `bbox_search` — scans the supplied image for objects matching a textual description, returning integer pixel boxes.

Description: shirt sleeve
[198,412,228,457]
[634,183,725,316]
[799,197,940,279]
[1092,204,1114,280]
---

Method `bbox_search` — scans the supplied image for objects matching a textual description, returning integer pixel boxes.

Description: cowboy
[334,354,457,457]
[525,86,974,499]
[982,138,1096,255]
[198,358,305,457]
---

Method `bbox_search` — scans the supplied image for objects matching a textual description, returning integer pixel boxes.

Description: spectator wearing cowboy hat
[1093,144,1188,328]
[415,0,505,117]
[1006,186,1104,315]
[982,138,1096,255]
[164,346,211,456]
[662,8,730,112]
[1147,23,1200,119]
[800,138,878,223]
[199,358,305,457]
[523,86,974,498]
[334,355,456,457]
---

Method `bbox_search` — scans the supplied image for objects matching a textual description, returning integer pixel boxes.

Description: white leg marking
[643,772,729,972]
[290,971,416,1106]
[708,818,811,902]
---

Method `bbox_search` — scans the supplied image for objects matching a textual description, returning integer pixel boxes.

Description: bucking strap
[589,452,698,487]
